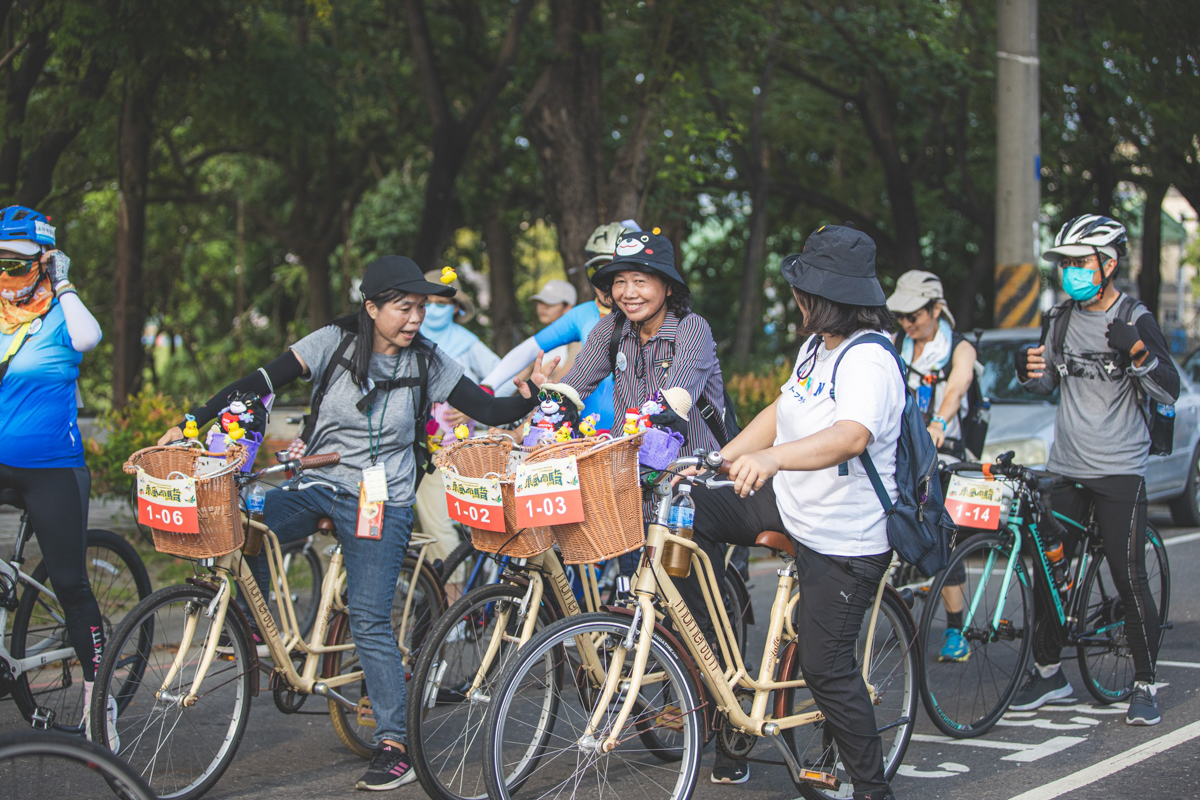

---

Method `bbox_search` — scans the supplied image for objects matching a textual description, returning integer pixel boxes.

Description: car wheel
[1168,443,1200,527]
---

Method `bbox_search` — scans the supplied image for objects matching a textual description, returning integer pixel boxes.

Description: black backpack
[894,329,990,460]
[606,312,740,447]
[831,334,957,577]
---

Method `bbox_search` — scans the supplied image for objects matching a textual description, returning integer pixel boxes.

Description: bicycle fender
[186,577,260,696]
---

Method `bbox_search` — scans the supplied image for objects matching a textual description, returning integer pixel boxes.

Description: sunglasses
[0,258,37,277]
[1059,256,1099,269]
[896,308,930,324]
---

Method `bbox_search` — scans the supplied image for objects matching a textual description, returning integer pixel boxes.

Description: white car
[975,328,1200,526]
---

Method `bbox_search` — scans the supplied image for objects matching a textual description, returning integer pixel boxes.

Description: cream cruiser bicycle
[482,451,918,800]
[88,444,444,800]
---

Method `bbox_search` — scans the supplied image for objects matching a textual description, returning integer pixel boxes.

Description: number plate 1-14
[136,469,200,533]
[444,472,505,532]
[944,475,1004,531]
[515,456,584,527]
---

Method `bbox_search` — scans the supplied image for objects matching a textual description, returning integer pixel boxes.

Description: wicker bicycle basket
[524,434,645,565]
[433,435,556,558]
[124,443,248,559]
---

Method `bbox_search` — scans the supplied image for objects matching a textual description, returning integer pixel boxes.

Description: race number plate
[444,472,505,532]
[944,475,1005,531]
[136,469,200,533]
[514,456,584,527]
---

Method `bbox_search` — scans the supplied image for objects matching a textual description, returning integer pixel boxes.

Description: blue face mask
[1062,266,1101,302]
[423,302,456,331]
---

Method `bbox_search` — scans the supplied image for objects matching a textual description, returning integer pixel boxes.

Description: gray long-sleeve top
[1021,296,1179,479]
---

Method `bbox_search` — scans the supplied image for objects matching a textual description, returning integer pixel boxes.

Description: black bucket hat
[589,229,686,291]
[781,225,886,306]
[361,256,456,300]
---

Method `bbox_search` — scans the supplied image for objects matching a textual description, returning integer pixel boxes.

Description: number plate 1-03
[515,456,584,527]
[444,472,506,532]
[136,469,200,533]
[944,475,1011,531]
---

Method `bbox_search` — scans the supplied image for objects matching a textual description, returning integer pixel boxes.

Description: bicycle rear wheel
[483,612,702,800]
[783,586,918,800]
[11,529,152,731]
[1076,522,1170,703]
[0,729,155,800]
[919,533,1031,737]
[90,583,254,800]
[408,581,557,800]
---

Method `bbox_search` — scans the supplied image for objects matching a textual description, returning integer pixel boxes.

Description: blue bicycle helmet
[0,206,55,255]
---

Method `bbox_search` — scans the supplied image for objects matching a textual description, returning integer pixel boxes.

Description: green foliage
[86,390,187,500]
[726,362,793,426]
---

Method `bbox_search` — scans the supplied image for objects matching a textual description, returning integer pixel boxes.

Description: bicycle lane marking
[909,733,1087,762]
[1005,719,1200,800]
[1160,530,1200,546]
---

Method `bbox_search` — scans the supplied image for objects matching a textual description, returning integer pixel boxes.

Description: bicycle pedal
[356,697,376,728]
[30,706,55,731]
[799,769,840,791]
[654,704,684,732]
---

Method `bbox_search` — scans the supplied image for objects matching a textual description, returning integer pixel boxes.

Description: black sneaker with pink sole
[356,744,415,791]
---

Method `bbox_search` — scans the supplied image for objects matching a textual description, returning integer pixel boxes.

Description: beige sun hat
[658,387,693,420]
[424,269,475,323]
[886,270,956,329]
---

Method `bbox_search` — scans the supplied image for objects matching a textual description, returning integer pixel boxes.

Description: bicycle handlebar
[246,452,341,483]
[944,452,1040,491]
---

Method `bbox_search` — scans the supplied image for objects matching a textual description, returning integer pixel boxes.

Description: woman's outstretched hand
[516,350,562,398]
[158,426,183,446]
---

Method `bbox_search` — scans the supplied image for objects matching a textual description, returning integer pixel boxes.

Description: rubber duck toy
[454,423,471,441]
[225,421,245,442]
[426,419,443,452]
[623,408,640,436]
[555,423,574,443]
[579,413,600,437]
[183,415,199,440]
[440,266,458,284]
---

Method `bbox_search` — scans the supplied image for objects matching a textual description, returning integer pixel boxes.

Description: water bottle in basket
[662,483,695,578]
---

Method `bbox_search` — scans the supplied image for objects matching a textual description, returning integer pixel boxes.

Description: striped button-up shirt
[562,310,726,452]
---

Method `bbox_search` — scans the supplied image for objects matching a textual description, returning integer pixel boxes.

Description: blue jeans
[263,484,413,747]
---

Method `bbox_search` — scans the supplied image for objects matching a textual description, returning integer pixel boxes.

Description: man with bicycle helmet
[0,205,108,736]
[1015,214,1178,725]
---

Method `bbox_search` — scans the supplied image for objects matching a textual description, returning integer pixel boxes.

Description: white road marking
[1008,703,1127,715]
[911,733,1086,762]
[1157,659,1200,669]
[1006,719,1200,800]
[1161,530,1200,546]
[994,716,1099,730]
[897,761,970,779]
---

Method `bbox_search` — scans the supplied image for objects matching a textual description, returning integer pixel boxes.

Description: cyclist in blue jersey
[0,205,108,738]
[481,221,638,431]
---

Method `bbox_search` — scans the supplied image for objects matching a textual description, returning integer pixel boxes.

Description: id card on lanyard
[357,356,400,539]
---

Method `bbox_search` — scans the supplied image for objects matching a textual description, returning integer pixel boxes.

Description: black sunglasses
[896,302,937,325]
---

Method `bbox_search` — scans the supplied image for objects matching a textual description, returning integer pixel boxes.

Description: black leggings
[1033,474,1159,683]
[679,480,892,795]
[0,463,105,682]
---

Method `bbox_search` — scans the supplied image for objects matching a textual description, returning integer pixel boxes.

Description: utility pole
[994,0,1041,328]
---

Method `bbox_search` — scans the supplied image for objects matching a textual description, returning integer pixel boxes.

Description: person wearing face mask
[157,256,552,790]
[1014,214,1178,726]
[0,205,107,737]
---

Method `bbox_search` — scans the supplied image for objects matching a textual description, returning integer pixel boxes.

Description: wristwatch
[931,415,947,431]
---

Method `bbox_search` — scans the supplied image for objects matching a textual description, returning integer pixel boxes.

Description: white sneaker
[103,695,121,753]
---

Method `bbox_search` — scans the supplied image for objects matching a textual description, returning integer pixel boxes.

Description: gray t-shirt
[291,325,465,506]
[1021,298,1174,479]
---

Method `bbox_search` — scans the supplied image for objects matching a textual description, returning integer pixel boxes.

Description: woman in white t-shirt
[680,226,903,800]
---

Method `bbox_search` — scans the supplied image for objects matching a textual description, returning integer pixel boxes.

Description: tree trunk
[112,80,156,408]
[411,134,465,270]
[1138,182,1168,319]
[484,208,519,355]
[731,150,770,366]
[300,242,334,328]
[859,73,923,270]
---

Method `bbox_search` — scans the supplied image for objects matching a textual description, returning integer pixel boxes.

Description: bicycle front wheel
[919,533,1031,737]
[408,581,557,800]
[783,585,918,800]
[483,611,702,800]
[11,529,152,730]
[1075,522,1171,703]
[0,729,155,800]
[90,583,254,800]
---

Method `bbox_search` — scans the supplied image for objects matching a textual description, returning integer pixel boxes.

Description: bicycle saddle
[316,516,336,535]
[754,530,795,558]
[0,487,23,510]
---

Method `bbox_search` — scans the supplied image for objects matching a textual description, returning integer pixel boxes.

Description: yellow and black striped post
[994,262,1041,328]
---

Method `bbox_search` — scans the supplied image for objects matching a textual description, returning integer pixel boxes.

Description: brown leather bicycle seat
[316,517,337,535]
[755,530,795,558]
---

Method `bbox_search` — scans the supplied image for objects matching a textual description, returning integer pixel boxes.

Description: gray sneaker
[1009,668,1073,711]
[1125,683,1161,726]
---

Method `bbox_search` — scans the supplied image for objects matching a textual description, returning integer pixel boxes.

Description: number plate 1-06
[136,469,200,533]
[944,475,1007,531]
[515,456,584,527]
[444,472,505,532]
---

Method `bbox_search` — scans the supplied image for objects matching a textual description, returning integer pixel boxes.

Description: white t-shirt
[774,331,905,557]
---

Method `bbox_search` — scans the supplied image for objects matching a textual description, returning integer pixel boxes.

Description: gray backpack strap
[299,332,356,444]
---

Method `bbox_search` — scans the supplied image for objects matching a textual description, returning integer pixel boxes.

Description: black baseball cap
[781,225,886,306]
[589,229,686,290]
[360,256,456,300]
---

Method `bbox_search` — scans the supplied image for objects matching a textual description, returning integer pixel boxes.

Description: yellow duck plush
[441,266,458,284]
[183,417,199,439]
[579,414,599,437]
[454,423,470,440]
[555,423,574,442]
[225,421,245,442]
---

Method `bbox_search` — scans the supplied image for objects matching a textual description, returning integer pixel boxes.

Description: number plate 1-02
[515,456,584,527]
[944,475,1005,531]
[136,469,200,533]
[444,471,506,532]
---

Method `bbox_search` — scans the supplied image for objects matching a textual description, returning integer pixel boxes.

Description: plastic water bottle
[663,483,696,579]
[244,483,267,556]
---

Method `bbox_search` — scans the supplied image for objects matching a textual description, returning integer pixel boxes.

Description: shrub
[87,390,187,500]
[726,362,792,426]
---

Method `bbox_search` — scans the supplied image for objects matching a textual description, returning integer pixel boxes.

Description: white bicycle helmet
[1042,214,1128,263]
[581,219,642,274]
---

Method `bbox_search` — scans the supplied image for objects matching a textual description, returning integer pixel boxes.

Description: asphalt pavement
[2,510,1198,799]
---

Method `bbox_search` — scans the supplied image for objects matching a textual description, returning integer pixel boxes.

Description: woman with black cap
[157,256,552,792]
[679,226,903,800]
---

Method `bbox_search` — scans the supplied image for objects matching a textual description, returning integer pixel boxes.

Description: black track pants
[1034,474,1159,683]
[0,463,105,681]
